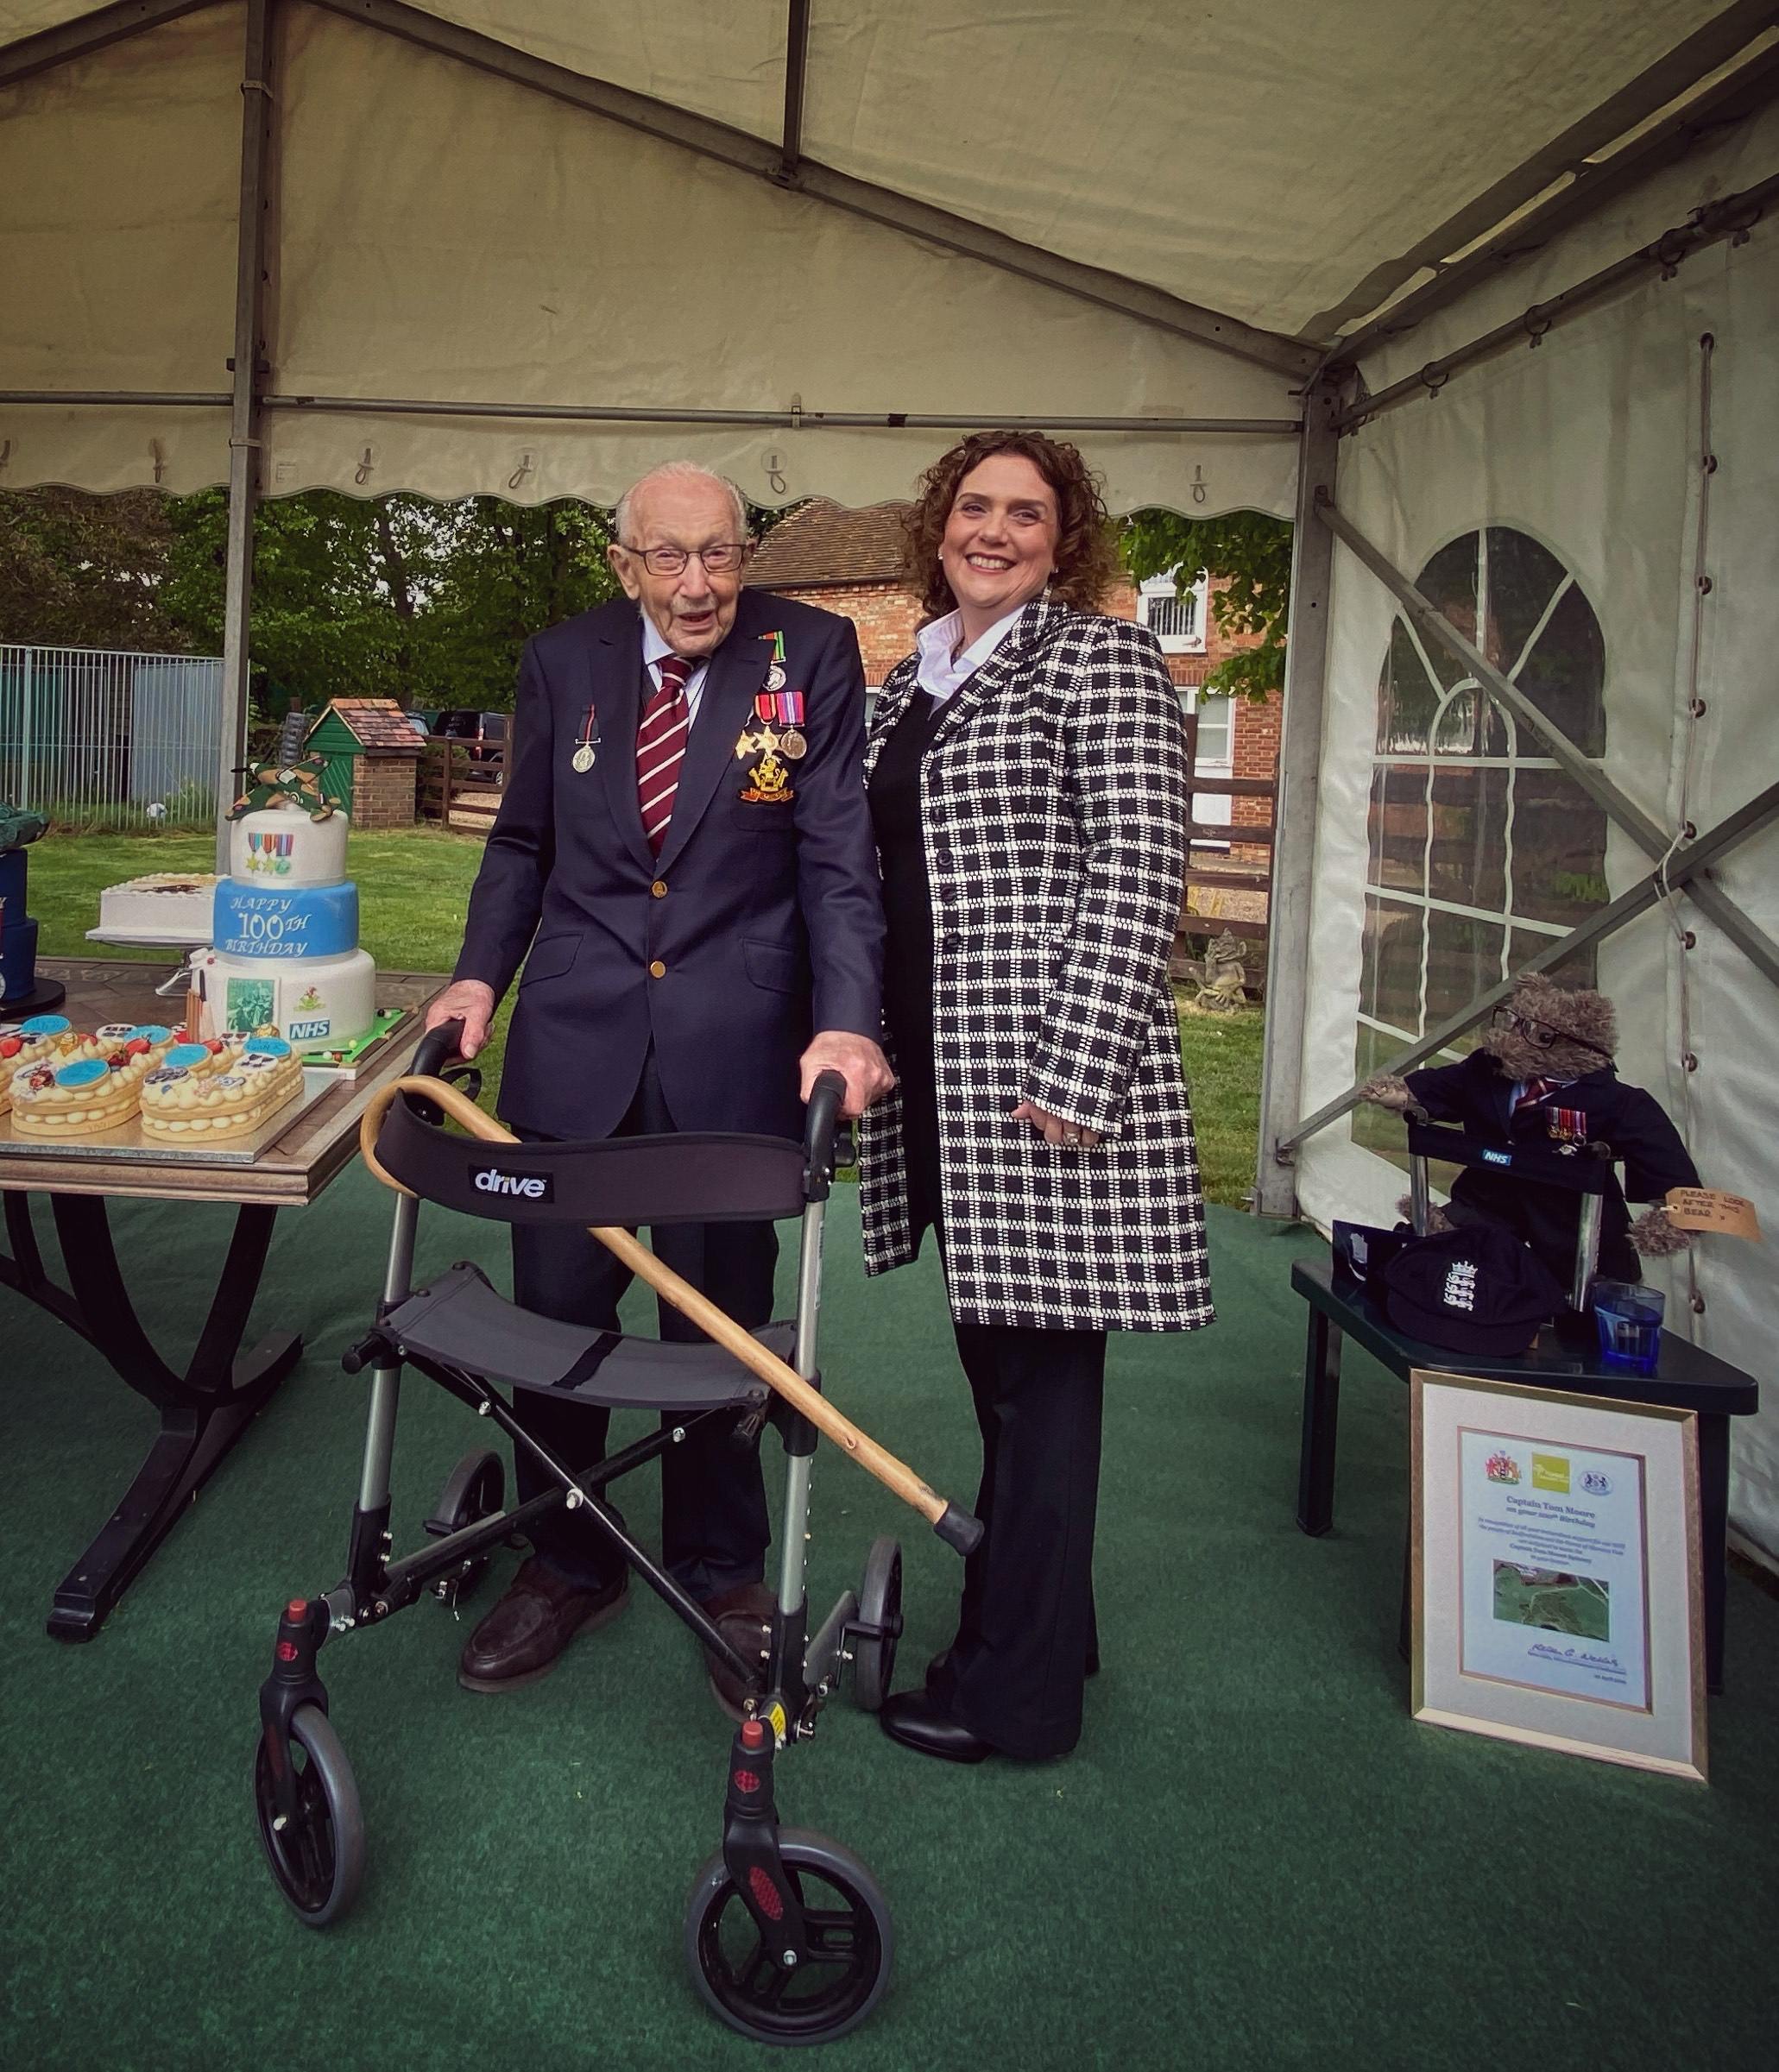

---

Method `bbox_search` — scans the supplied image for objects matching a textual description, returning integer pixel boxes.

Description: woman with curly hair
[859,430,1214,1764]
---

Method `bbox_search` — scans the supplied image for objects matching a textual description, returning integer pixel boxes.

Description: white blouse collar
[914,605,1026,702]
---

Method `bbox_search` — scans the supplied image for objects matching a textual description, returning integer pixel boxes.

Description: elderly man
[426,462,890,1710]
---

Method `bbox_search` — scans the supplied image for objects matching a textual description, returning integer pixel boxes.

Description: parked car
[428,709,508,779]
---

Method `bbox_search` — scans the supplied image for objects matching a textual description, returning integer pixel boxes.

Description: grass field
[27,828,1265,1205]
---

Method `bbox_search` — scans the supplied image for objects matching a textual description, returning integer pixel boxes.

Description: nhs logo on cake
[215,881,358,960]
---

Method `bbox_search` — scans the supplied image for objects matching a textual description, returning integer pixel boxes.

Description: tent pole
[217,0,276,873]
[1316,493,1779,989]
[1252,376,1342,1218]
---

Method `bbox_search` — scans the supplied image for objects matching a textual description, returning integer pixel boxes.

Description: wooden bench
[1292,1255,1760,1692]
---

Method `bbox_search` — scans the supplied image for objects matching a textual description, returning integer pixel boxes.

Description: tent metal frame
[1313,0,1779,347]
[1333,169,1779,435]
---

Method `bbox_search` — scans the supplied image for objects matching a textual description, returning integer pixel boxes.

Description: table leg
[12,1193,303,1642]
[1296,1310,1342,1536]
[1699,1412,1730,1696]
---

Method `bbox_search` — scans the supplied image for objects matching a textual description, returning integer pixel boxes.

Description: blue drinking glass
[1593,1281,1664,1374]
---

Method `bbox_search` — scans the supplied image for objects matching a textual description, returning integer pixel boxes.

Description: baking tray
[0,1067,335,1168]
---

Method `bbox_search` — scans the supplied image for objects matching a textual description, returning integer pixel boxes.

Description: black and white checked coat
[857,601,1214,1332]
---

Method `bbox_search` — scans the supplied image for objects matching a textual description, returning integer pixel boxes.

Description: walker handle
[804,1068,848,1197]
[413,1017,466,1079]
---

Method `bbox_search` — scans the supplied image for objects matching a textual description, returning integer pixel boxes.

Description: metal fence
[0,644,224,829]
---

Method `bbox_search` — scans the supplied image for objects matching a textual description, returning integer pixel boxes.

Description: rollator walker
[253,1022,981,2044]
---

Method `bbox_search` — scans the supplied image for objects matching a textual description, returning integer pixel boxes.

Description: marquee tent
[3,2,1777,1556]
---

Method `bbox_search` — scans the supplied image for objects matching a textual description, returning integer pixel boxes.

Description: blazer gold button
[651,880,667,897]
[649,959,666,978]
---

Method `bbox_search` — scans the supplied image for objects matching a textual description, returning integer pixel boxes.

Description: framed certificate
[1410,1370,1706,1780]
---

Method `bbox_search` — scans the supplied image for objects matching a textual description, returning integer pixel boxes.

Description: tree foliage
[0,489,181,652]
[0,485,816,716]
[1121,509,1294,701]
[159,490,621,715]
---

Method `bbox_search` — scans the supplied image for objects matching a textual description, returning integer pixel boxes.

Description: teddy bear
[1361,973,1697,1289]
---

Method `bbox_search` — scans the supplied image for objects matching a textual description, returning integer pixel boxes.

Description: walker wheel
[251,1704,365,1927]
[684,1829,893,2044]
[426,1447,506,1607]
[850,1536,902,1713]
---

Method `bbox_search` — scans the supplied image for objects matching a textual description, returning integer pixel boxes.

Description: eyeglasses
[619,542,753,576]
[1489,1006,1612,1061]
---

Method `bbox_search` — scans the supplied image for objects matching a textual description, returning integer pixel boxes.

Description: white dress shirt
[914,606,1025,702]
[641,613,712,724]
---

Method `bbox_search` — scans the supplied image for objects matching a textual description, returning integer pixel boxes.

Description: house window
[1353,527,1609,1156]
[1138,568,1208,653]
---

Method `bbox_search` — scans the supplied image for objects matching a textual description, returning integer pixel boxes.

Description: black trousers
[509,1052,777,1603]
[929,1318,1108,1760]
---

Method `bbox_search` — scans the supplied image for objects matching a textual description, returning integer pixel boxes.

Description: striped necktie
[1513,1076,1555,1113]
[637,653,693,854]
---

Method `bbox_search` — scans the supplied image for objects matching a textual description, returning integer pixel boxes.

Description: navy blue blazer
[454,589,884,1142]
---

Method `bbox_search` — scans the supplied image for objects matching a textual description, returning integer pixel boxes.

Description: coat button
[651,880,667,897]
[648,960,666,979]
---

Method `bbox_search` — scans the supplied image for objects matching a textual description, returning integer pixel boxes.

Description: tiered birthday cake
[199,729,376,1049]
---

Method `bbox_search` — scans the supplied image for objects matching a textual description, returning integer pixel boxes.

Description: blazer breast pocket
[730,803,797,832]
[519,934,579,987]
[742,937,806,996]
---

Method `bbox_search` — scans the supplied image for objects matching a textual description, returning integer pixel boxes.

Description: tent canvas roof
[3,3,1776,512]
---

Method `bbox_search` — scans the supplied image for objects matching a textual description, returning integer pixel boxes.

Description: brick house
[744,500,1278,862]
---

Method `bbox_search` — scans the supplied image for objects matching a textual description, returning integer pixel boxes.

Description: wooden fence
[418,734,507,832]
[1174,709,1275,979]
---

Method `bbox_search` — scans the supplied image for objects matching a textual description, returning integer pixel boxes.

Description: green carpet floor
[3,1180,1775,2070]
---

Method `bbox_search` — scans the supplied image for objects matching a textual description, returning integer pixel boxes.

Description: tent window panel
[1358,528,1610,1148]
[1368,766,1428,891]
[1509,928,1599,991]
[1513,578,1607,757]
[1426,910,1507,1023]
[1426,765,1508,912]
[1431,686,1509,758]
[1411,536,1479,691]
[1377,621,1439,753]
[1482,528,1569,673]
[1509,770,1610,924]
[1359,894,1425,1035]
[1353,1022,1413,1167]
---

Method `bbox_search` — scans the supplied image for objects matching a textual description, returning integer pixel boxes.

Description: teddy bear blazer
[857,601,1214,1333]
[454,589,884,1143]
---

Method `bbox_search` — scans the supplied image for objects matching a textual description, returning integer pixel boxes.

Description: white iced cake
[98,872,221,940]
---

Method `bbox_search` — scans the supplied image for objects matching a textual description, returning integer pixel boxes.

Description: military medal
[571,702,599,773]
[765,687,805,759]
[760,629,788,695]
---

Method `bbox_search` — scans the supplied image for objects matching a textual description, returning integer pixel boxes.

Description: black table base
[2,1189,300,1641]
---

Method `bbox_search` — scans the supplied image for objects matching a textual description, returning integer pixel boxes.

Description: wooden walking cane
[360,1074,983,1555]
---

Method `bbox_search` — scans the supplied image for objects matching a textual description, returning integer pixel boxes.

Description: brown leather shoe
[457,1556,628,1692]
[700,1581,776,1722]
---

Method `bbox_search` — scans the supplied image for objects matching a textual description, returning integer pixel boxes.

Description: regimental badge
[1547,1106,1589,1144]
[739,738,795,805]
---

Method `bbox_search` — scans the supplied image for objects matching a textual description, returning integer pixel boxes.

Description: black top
[867,690,949,1244]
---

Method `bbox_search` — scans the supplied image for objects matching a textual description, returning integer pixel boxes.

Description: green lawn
[27,828,1265,1204]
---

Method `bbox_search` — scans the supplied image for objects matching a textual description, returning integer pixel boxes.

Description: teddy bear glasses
[1489,1005,1612,1062]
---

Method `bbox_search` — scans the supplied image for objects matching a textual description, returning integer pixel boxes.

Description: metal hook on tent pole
[1191,465,1208,506]
[763,451,787,494]
[508,451,535,492]
[1522,308,1554,350]
[1417,363,1450,399]
[1654,228,1691,280]
[150,439,166,484]
[355,447,375,486]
